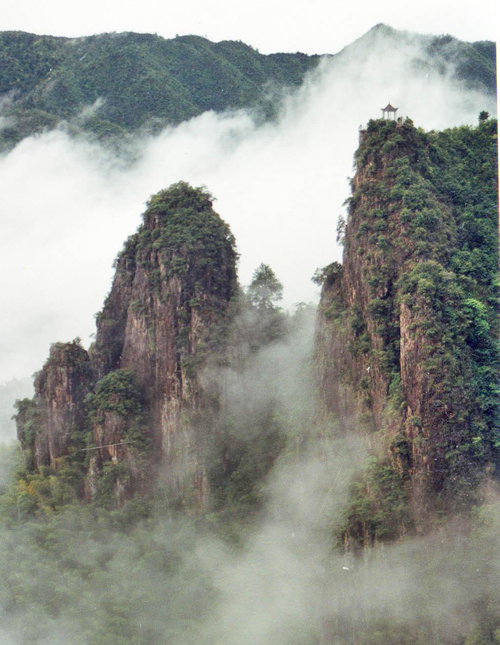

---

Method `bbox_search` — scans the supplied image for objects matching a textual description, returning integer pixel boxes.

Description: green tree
[247,263,284,310]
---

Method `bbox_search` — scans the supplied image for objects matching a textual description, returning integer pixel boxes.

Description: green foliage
[208,405,287,517]
[247,263,284,310]
[398,261,465,339]
[86,370,151,456]
[14,398,40,450]
[398,259,500,487]
[140,182,238,303]
[463,298,491,345]
[336,214,347,245]
[87,369,142,419]
[94,462,131,510]
[347,307,373,358]
[242,264,288,350]
[335,115,499,525]
[429,119,498,294]
[312,261,343,287]
[0,461,81,520]
[1,30,495,153]
[342,456,412,547]
[44,338,92,376]
[0,502,218,644]
[0,30,320,151]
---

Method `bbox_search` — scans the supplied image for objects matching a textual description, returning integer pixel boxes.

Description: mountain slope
[0,26,496,152]
[316,115,499,543]
[337,24,496,94]
[0,30,319,151]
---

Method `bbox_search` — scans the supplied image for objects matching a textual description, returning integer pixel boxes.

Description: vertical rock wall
[316,118,499,533]
[17,183,238,511]
[16,341,92,471]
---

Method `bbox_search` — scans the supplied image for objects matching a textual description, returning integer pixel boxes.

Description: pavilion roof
[381,103,398,111]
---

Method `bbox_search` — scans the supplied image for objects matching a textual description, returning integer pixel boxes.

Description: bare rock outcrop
[17,182,238,510]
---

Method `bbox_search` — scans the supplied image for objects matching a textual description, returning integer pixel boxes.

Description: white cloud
[0,34,496,385]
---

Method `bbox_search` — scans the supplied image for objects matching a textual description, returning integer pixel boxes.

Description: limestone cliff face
[17,183,238,510]
[317,118,499,536]
[90,182,238,509]
[16,341,93,471]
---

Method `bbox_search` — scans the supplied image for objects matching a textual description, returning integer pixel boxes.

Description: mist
[0,306,498,644]
[0,29,496,393]
[0,27,497,640]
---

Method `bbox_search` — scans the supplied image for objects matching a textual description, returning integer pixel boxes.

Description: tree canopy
[247,263,284,311]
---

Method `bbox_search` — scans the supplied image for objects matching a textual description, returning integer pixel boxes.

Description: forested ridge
[0,30,319,152]
[0,24,496,152]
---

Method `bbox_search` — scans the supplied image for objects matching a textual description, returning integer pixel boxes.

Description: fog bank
[0,29,495,391]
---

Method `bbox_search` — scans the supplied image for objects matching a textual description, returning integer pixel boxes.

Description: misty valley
[0,24,498,645]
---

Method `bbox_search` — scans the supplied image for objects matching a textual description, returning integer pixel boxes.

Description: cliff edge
[16,182,238,510]
[316,116,499,543]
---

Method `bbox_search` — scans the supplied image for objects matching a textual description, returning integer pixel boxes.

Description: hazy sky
[0,0,498,53]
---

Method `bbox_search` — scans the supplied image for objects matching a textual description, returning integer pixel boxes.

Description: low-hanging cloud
[0,281,499,644]
[0,29,495,395]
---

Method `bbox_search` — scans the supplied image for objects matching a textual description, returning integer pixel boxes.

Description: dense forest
[0,24,496,152]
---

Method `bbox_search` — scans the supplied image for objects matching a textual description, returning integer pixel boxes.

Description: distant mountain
[338,24,496,93]
[0,31,319,151]
[0,25,496,152]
